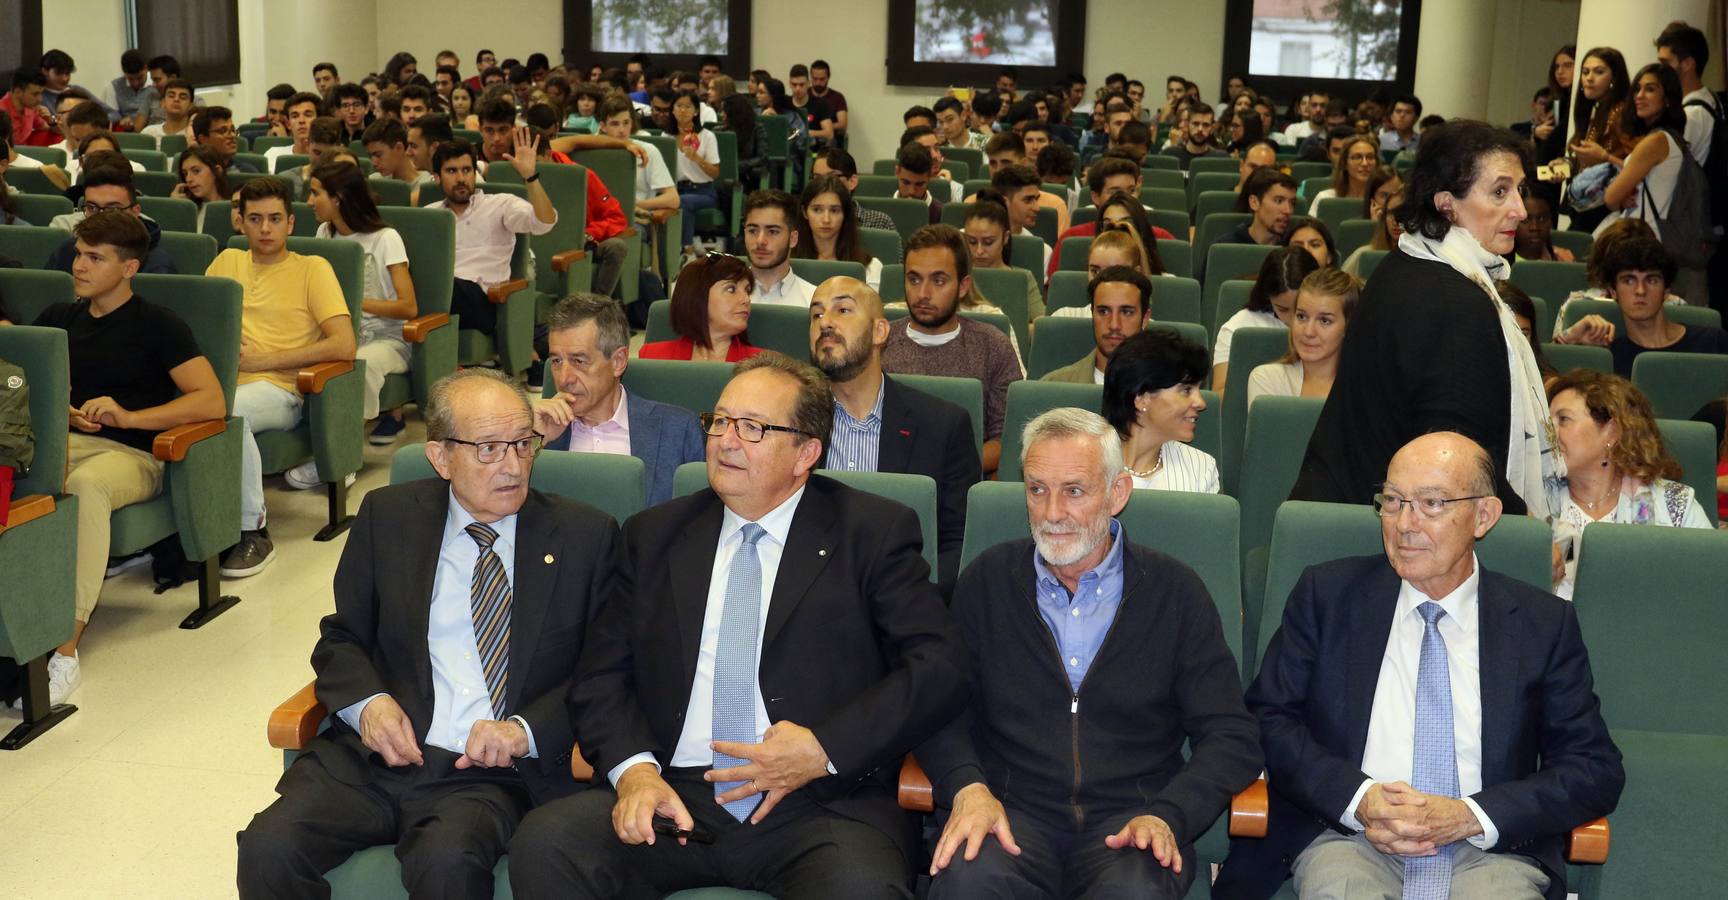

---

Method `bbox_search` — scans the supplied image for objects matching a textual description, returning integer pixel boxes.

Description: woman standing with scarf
[1292,120,1564,519]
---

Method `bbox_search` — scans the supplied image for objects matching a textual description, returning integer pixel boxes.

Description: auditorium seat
[376,206,459,420]
[1654,419,1720,526]
[1217,327,1291,495]
[1510,259,1589,304]
[1235,396,1324,671]
[391,444,647,525]
[137,195,199,233]
[1203,243,1277,334]
[1543,342,1614,375]
[1558,297,1722,335]
[1631,351,1728,419]
[621,358,734,417]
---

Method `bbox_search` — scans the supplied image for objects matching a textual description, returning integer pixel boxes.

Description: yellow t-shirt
[206,249,351,394]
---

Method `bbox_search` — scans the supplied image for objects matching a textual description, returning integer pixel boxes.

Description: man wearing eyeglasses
[44,156,179,274]
[509,352,970,899]
[239,367,622,899]
[1215,432,1622,900]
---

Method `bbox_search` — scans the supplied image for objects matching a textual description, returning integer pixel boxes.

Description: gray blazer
[546,391,705,506]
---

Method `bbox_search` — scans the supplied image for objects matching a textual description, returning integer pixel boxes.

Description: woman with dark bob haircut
[1292,119,1561,518]
[1102,329,1220,493]
[639,254,763,361]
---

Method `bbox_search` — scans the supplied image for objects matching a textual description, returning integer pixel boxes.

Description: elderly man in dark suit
[809,275,980,592]
[1215,432,1623,900]
[532,292,704,506]
[237,368,621,899]
[508,352,971,899]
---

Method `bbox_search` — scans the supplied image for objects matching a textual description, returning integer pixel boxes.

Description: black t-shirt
[794,96,833,140]
[1170,145,1229,171]
[1609,323,1728,377]
[32,294,204,452]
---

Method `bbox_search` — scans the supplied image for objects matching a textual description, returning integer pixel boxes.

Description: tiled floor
[0,420,430,899]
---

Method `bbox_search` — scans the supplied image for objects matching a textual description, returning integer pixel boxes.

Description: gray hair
[1020,407,1125,480]
[424,368,529,441]
[545,292,631,358]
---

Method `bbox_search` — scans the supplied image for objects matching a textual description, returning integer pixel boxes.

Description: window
[1222,0,1421,101]
[0,0,44,77]
[886,0,1087,88]
[134,0,240,86]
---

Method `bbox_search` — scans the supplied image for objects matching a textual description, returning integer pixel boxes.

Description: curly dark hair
[1397,119,1532,242]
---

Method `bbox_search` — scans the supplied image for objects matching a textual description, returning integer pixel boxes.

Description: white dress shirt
[338,491,538,758]
[1340,556,1497,849]
[751,268,817,306]
[432,189,557,289]
[607,486,808,785]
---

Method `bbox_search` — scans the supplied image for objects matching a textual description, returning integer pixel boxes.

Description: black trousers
[508,767,911,900]
[236,745,530,900]
[926,806,1195,900]
[450,278,495,336]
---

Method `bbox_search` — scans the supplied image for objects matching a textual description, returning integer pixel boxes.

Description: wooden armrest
[616,227,638,240]
[486,278,530,303]
[644,208,677,225]
[550,249,588,273]
[1567,817,1610,864]
[1228,778,1269,838]
[0,494,55,534]
[152,419,227,462]
[401,312,451,343]
[297,360,355,394]
[898,756,934,813]
[570,741,595,782]
[268,680,327,750]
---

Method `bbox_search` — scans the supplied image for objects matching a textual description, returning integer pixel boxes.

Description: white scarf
[1397,228,1564,521]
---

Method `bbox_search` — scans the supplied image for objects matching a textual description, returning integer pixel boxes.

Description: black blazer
[1213,556,1623,900]
[570,474,971,855]
[310,479,621,804]
[871,374,981,593]
[1289,249,1528,514]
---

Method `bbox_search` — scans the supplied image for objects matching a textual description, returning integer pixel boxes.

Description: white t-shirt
[141,121,193,144]
[630,137,675,202]
[1129,440,1220,494]
[1682,88,1716,166]
[1214,307,1286,367]
[673,129,719,184]
[263,144,297,170]
[1246,360,1304,408]
[317,223,410,344]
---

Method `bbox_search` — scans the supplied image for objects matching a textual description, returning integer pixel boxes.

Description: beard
[814,331,872,383]
[909,296,959,330]
[1031,516,1111,568]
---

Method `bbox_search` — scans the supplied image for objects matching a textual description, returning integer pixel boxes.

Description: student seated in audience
[530,293,704,506]
[206,177,357,576]
[1112,119,1154,166]
[991,163,1055,273]
[935,94,984,151]
[407,112,452,176]
[1307,134,1379,206]
[428,135,556,341]
[794,173,882,291]
[172,144,231,232]
[1046,154,1177,281]
[49,98,107,157]
[1104,329,1218,492]
[962,194,1044,321]
[192,105,254,172]
[61,130,147,187]
[1546,369,1709,599]
[1223,166,1299,247]
[520,103,632,301]
[1213,246,1318,393]
[396,85,432,126]
[970,89,1002,137]
[740,189,816,306]
[808,275,981,590]
[1362,165,1403,221]
[881,224,1024,474]
[238,367,620,900]
[563,82,603,132]
[28,212,226,705]
[1285,216,1338,267]
[1217,431,1623,900]
[1169,101,1229,171]
[1016,119,1053,168]
[303,159,418,451]
[892,140,946,224]
[140,79,195,144]
[1034,139,1078,214]
[1555,235,1728,375]
[983,129,1026,177]
[45,156,177,273]
[264,91,324,170]
[363,117,432,204]
[1550,218,1683,335]
[669,90,721,256]
[258,82,293,137]
[639,253,761,361]
[1511,194,1573,262]
[1043,266,1153,383]
[810,148,897,233]
[901,125,964,200]
[1341,189,1404,277]
[977,131,1069,236]
[1247,267,1360,406]
[448,83,477,128]
[595,95,679,222]
[922,406,1260,899]
[101,49,154,127]
[3,67,57,147]
[509,352,967,900]
[280,116,346,200]
[1380,94,1422,151]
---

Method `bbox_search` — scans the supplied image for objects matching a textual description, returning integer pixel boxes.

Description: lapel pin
[544,554,555,564]
[818,549,828,557]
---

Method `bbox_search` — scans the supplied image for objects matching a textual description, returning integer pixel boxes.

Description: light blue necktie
[712,523,765,822]
[1404,601,1459,900]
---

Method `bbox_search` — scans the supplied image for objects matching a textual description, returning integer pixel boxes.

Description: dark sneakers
[221,529,276,578]
[368,413,407,445]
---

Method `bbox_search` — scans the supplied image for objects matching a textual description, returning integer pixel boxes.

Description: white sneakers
[283,461,357,491]
[46,651,81,706]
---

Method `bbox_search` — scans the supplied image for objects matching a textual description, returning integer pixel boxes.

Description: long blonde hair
[1089,229,1148,274]
[1279,268,1360,363]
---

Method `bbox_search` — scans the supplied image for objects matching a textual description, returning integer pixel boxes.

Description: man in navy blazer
[810,276,981,592]
[1214,433,1623,900]
[532,293,704,506]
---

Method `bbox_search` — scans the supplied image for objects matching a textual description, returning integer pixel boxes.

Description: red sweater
[637,336,762,361]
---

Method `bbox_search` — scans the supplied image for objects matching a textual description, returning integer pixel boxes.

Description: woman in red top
[639,254,763,361]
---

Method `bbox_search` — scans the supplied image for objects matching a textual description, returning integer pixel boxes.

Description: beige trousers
[66,433,165,622]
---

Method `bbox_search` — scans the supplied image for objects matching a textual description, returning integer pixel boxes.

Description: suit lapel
[672,496,725,693]
[506,491,557,712]
[406,483,449,703]
[762,481,839,650]
[626,393,661,472]
[1475,574,1521,784]
[1345,567,1401,761]
[876,377,914,473]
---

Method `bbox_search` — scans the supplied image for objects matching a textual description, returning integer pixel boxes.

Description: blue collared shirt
[1032,519,1127,693]
[825,377,885,472]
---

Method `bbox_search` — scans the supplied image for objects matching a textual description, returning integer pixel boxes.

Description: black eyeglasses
[441,434,543,463]
[699,413,808,443]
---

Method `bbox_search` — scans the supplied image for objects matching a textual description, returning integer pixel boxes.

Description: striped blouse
[1128,440,1221,494]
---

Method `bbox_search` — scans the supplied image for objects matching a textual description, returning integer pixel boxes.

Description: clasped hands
[357,694,526,769]
[929,783,1181,876]
[1355,781,1484,857]
[611,721,831,845]
[69,397,133,433]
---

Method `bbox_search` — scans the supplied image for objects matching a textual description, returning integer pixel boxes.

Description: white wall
[42,0,129,98]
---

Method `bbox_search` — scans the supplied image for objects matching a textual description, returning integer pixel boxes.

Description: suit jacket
[1040,353,1099,384]
[310,479,622,805]
[868,375,981,592]
[1213,556,1623,900]
[546,392,705,506]
[570,474,971,856]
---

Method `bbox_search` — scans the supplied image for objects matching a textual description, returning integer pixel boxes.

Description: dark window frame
[564,0,754,81]
[1,0,44,79]
[884,0,1087,90]
[1220,0,1422,108]
[135,0,241,86]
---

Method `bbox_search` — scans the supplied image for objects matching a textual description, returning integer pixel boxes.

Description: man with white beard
[914,407,1263,899]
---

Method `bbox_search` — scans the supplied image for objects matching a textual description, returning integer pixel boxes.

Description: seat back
[137,196,199,233]
[134,273,245,408]
[273,153,310,174]
[1143,168,1184,191]
[380,206,457,318]
[487,161,591,292]
[895,374,984,458]
[970,266,1032,355]
[1558,297,1722,334]
[1027,316,1096,381]
[0,325,69,497]
[1058,235,1092,271]
[998,381,1102,482]
[1194,212,1251,277]
[857,197,932,242]
[1189,156,1240,176]
[14,146,66,167]
[1571,523,1728,735]
[1219,327,1292,494]
[390,444,647,525]
[1358,249,1389,277]
[1311,196,1360,232]
[1297,176,1329,208]
[859,226,902,264]
[744,303,816,358]
[1656,418,1720,525]
[1046,270,1089,313]
[1141,186,1187,215]
[124,149,170,173]
[1156,239,1194,279]
[0,223,72,268]
[156,231,219,275]
[1212,280,1258,340]
[853,174,898,198]
[1189,172,1240,209]
[1238,395,1325,562]
[790,258,865,287]
[1541,342,1614,375]
[0,269,75,326]
[1289,162,1332,182]
[1335,218,1377,259]
[1142,155,1179,172]
[1548,230,1593,260]
[369,177,414,207]
[621,359,734,417]
[1509,259,1589,303]
[1631,351,1728,419]
[1204,244,1277,333]
[11,193,71,226]
[1193,192,1241,233]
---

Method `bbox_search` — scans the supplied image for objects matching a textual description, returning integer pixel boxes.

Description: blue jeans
[677,181,718,247]
[234,380,304,530]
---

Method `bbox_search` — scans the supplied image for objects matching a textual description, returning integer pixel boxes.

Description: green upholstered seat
[1629,351,1728,420]
[390,445,645,525]
[136,196,198,233]
[156,230,219,274]
[0,223,72,268]
[11,193,71,226]
[789,258,865,287]
[621,359,735,419]
[1310,196,1360,233]
[857,197,932,242]
[1542,342,1614,376]
[373,207,458,416]
[1218,327,1291,494]
[1509,259,1589,304]
[1203,244,1277,336]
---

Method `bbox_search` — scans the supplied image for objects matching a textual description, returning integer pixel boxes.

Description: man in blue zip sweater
[918,407,1262,898]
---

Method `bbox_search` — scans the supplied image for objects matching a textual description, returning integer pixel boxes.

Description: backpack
[1644,128,1713,268]
[0,357,33,477]
[1682,90,1728,229]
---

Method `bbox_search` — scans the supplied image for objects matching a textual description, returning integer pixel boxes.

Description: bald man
[809,276,980,593]
[1215,433,1623,900]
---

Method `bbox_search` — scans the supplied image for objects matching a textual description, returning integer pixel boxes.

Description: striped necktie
[465,522,511,719]
[1404,601,1459,900]
[712,523,766,822]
